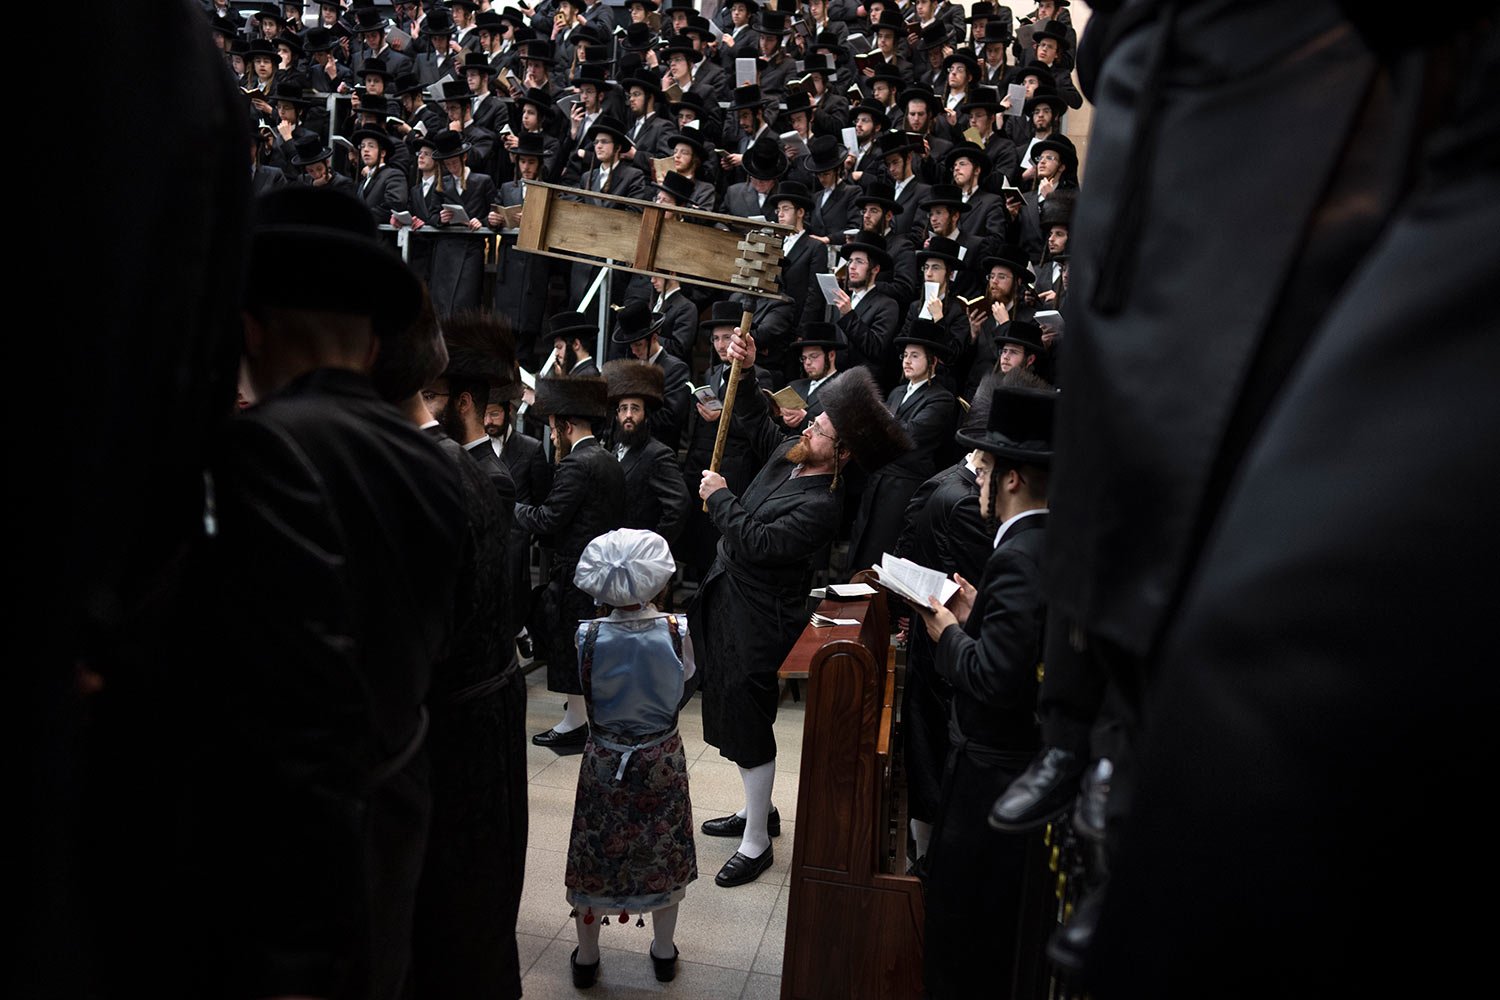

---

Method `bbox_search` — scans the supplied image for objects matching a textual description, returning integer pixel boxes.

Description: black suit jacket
[651,348,691,452]
[807,182,864,239]
[780,232,830,330]
[720,182,770,220]
[892,178,932,234]
[252,164,287,195]
[836,288,901,380]
[655,291,699,363]
[358,163,411,223]
[617,436,691,544]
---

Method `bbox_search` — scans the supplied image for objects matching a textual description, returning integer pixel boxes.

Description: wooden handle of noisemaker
[702,308,755,513]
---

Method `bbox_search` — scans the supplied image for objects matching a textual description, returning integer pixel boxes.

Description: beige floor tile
[523,937,751,999]
[670,878,782,971]
[741,971,783,1000]
[529,777,584,851]
[751,885,790,976]
[516,931,553,978]
[517,846,574,940]
[531,754,585,791]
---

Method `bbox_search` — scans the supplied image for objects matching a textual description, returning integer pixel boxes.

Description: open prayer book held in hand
[686,381,722,413]
[441,203,470,225]
[770,385,808,411]
[872,553,960,607]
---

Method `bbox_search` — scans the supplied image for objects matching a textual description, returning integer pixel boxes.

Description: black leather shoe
[1072,758,1113,843]
[1046,885,1104,973]
[700,806,781,838]
[715,846,774,887]
[989,747,1084,832]
[649,943,679,982]
[532,724,588,754]
[570,947,600,988]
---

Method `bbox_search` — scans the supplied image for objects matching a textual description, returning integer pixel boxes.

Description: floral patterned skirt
[564,731,698,913]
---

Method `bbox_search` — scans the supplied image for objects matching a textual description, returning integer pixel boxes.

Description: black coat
[779,232,831,331]
[513,437,626,692]
[493,179,553,363]
[428,171,499,316]
[207,369,464,999]
[650,348,692,452]
[617,436,691,544]
[834,287,901,381]
[891,177,932,234]
[693,384,844,767]
[847,379,958,573]
[807,181,865,239]
[655,290,700,363]
[496,428,551,645]
[357,162,411,223]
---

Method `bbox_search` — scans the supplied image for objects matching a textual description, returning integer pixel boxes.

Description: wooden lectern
[777,586,924,999]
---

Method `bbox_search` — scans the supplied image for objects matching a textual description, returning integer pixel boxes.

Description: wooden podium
[777,586,924,999]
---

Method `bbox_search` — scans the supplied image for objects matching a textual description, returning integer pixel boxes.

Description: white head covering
[574,528,676,606]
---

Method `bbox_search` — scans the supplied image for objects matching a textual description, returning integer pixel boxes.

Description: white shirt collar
[993,506,1048,547]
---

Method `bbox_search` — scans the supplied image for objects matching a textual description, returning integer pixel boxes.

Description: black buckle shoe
[699,806,781,838]
[989,747,1084,832]
[570,947,600,988]
[532,724,589,755]
[649,943,679,982]
[715,846,774,887]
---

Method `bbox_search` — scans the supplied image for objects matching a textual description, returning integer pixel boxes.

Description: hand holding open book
[871,553,961,608]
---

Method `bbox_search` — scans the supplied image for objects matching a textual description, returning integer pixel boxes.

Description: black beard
[438,401,467,443]
[615,419,649,450]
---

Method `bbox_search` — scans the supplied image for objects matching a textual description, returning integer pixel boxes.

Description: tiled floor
[518,666,805,998]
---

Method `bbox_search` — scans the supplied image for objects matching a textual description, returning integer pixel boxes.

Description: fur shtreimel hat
[818,367,912,471]
[535,375,610,418]
[442,310,521,401]
[602,358,664,407]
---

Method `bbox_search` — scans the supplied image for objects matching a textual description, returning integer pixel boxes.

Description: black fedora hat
[619,67,663,94]
[572,62,616,90]
[516,87,557,116]
[425,129,474,160]
[853,182,898,214]
[874,130,918,159]
[349,5,389,33]
[288,130,335,165]
[245,37,279,62]
[247,186,422,338]
[436,78,475,103]
[584,114,632,147]
[423,6,458,36]
[920,183,967,211]
[620,24,658,52]
[914,22,949,51]
[1013,60,1056,86]
[392,72,425,96]
[651,168,697,204]
[603,358,665,406]
[667,89,712,118]
[699,299,747,332]
[357,94,394,119]
[944,140,990,176]
[869,8,904,34]
[474,10,508,35]
[1031,19,1072,51]
[896,86,943,115]
[1031,134,1078,172]
[941,49,980,77]
[996,320,1046,355]
[742,136,789,180]
[535,375,610,418]
[302,26,339,52]
[753,9,791,35]
[460,51,499,78]
[548,311,596,343]
[790,322,844,350]
[955,385,1055,464]
[958,86,1005,114]
[979,246,1034,285]
[850,101,890,128]
[916,235,962,268]
[663,129,708,160]
[360,56,397,82]
[610,301,667,344]
[967,1,996,22]
[269,79,313,108]
[350,125,396,153]
[766,180,812,212]
[978,19,1011,46]
[1024,91,1068,118]
[801,134,846,174]
[274,32,304,57]
[512,131,548,159]
[660,33,704,63]
[728,83,771,111]
[894,321,953,363]
[867,58,906,89]
[778,90,813,119]
[839,229,893,271]
[498,6,531,28]
[818,367,913,470]
[516,40,557,66]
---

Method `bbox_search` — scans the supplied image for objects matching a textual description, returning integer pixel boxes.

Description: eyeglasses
[421,390,450,403]
[807,423,837,442]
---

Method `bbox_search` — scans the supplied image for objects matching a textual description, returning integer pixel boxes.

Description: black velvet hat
[699,299,747,333]
[742,136,789,180]
[789,322,844,350]
[838,229,893,271]
[894,319,953,363]
[548,311,596,343]
[955,385,1056,464]
[609,301,667,344]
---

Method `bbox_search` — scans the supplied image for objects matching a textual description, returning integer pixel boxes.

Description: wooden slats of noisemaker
[516,180,791,301]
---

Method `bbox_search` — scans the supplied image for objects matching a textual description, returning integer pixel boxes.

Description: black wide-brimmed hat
[870,7,904,34]
[914,22,949,51]
[516,40,557,66]
[1039,194,1074,231]
[392,73,425,97]
[979,245,1034,284]
[790,322,844,350]
[996,320,1047,355]
[619,66,662,95]
[667,89,711,119]
[610,300,667,344]
[894,320,953,363]
[442,310,520,400]
[778,90,813,119]
[584,114,632,147]
[512,131,548,158]
[620,24,658,52]
[766,180,812,212]
[944,140,990,176]
[1024,91,1067,118]
[698,300,743,334]
[896,86,943,115]
[361,56,397,82]
[350,125,396,153]
[358,94,394,119]
[435,78,475,103]
[651,168,697,203]
[475,10,508,35]
[728,83,771,111]
[1032,19,1072,51]
[603,358,665,406]
[302,26,339,52]
[754,9,792,35]
[959,86,1005,114]
[535,375,610,418]
[288,131,335,165]
[967,1,996,22]
[839,229,893,271]
[269,79,312,108]
[854,181,898,214]
[548,311,596,343]
[516,87,556,116]
[801,133,846,174]
[742,136,789,180]
[459,51,499,78]
[978,19,1011,46]
[572,62,616,90]
[850,101,890,127]
[955,385,1055,464]
[916,235,962,268]
[1013,60,1055,85]
[941,49,980,77]
[426,129,473,160]
[920,184,967,211]
[247,186,422,338]
[350,5,389,33]
[819,367,913,471]
[663,129,708,161]
[874,130,919,159]
[423,6,458,36]
[868,58,907,88]
[1031,134,1078,172]
[275,32,304,57]
[661,33,705,63]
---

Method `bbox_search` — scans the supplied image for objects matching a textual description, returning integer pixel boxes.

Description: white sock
[557,695,587,733]
[736,760,776,858]
[910,818,932,860]
[651,902,679,959]
[575,911,602,964]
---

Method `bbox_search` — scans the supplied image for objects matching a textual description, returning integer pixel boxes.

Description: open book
[871,553,960,607]
[441,202,470,225]
[686,381,722,413]
[770,385,807,410]
[491,203,523,229]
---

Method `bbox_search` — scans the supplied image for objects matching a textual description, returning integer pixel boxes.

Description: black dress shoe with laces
[570,947,600,988]
[989,747,1084,831]
[715,846,775,887]
[700,806,781,838]
[532,724,589,754]
[649,943,679,982]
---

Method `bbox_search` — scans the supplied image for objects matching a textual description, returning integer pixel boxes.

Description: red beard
[786,439,812,465]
